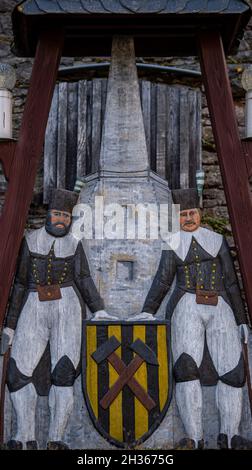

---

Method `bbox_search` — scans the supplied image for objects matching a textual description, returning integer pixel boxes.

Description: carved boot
[176,438,204,450]
[26,441,38,450]
[197,439,204,450]
[231,435,252,450]
[6,440,23,450]
[217,433,228,449]
[47,441,69,450]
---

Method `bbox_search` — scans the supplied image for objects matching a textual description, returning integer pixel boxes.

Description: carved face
[45,209,72,237]
[180,208,201,232]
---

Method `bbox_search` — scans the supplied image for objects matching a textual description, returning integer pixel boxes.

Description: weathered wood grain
[150,83,157,172]
[166,87,180,189]
[43,79,201,193]
[241,140,252,179]
[86,81,93,175]
[156,83,167,179]
[77,80,88,179]
[141,80,151,162]
[57,82,68,190]
[188,89,200,188]
[66,82,78,189]
[44,85,59,203]
[179,87,190,189]
[0,142,16,182]
[92,79,103,173]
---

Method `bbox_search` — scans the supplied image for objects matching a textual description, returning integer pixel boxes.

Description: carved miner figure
[136,188,251,449]
[3,189,113,450]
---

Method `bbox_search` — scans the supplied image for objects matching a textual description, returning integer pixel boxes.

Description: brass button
[205,295,208,299]
[47,292,52,297]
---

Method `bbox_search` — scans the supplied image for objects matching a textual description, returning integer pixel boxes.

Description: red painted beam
[241,139,252,179]
[199,31,252,323]
[0,30,63,330]
[0,141,16,181]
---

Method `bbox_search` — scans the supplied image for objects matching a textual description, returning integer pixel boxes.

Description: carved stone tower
[78,36,172,319]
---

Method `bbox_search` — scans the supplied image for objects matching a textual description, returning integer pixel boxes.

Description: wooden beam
[0,30,63,330]
[241,139,252,179]
[0,141,16,181]
[199,31,252,323]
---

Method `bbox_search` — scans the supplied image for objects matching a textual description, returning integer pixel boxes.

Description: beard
[45,213,71,237]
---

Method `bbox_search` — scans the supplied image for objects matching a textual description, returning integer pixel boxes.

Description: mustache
[182,221,196,226]
[52,222,68,229]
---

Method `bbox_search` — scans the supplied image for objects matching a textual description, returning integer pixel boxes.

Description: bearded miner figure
[3,189,111,450]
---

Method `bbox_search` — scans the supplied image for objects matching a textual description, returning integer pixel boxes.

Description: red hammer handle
[100,355,143,409]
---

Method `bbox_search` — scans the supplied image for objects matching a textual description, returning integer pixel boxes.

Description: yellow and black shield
[82,320,172,448]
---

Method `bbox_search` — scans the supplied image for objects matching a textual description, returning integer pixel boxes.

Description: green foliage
[201,214,229,235]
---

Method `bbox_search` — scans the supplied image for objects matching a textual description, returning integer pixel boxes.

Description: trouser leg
[48,386,74,442]
[8,293,49,446]
[48,287,82,444]
[10,383,37,445]
[172,294,205,443]
[207,297,244,446]
[176,380,203,444]
[216,382,242,447]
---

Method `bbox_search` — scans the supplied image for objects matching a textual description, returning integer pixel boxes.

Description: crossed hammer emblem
[92,336,158,411]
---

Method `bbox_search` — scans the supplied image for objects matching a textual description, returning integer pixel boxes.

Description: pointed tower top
[99,36,149,174]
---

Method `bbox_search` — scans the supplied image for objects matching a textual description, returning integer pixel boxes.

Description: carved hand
[127,312,156,321]
[2,327,15,346]
[239,324,249,344]
[91,310,118,321]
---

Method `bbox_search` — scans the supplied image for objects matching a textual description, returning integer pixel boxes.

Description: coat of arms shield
[82,320,172,448]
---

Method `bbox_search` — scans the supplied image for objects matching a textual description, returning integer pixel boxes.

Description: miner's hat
[49,188,78,214]
[172,188,199,211]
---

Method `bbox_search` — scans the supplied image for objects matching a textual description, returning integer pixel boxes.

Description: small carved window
[116,260,134,281]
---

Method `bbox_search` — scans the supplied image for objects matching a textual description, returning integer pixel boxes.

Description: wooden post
[0,141,16,181]
[0,30,63,330]
[199,31,252,323]
[241,140,252,179]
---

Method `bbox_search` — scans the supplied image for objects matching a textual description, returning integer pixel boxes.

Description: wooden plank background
[43,79,202,202]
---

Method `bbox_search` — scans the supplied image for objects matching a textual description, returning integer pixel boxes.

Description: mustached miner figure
[3,189,115,450]
[134,188,251,450]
